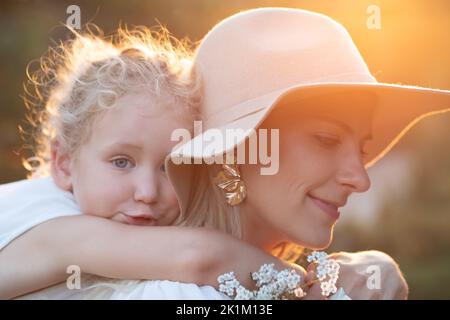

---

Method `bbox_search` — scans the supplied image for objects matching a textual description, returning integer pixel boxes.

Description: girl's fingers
[305,271,315,286]
[303,282,326,300]
[305,263,316,286]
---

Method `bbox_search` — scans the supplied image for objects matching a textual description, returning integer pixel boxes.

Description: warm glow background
[0,0,449,299]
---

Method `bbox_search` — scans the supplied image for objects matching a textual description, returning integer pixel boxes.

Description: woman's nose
[335,150,371,193]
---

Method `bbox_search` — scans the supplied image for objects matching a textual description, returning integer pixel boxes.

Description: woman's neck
[240,209,286,253]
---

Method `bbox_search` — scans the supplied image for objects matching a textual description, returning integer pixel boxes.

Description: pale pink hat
[167,8,450,214]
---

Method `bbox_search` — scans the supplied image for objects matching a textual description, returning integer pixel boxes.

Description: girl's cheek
[105,182,130,201]
[165,186,181,213]
[165,186,178,207]
[75,192,100,217]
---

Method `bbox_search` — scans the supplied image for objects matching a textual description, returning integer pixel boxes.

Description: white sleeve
[81,278,231,300]
[0,177,82,250]
[17,277,230,300]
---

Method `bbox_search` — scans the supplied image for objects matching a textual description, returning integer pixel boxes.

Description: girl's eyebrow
[103,142,142,151]
[312,115,373,142]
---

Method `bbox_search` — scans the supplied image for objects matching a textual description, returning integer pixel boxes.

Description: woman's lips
[307,194,340,220]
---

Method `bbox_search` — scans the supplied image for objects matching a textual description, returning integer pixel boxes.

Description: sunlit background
[0,0,449,299]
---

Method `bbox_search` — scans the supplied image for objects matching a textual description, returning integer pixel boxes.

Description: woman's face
[239,92,375,250]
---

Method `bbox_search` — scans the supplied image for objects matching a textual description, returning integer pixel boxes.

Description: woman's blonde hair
[22,24,200,178]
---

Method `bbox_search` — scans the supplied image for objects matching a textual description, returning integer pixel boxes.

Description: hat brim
[171,82,450,167]
[167,82,450,214]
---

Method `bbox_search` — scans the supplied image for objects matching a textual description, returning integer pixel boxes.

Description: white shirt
[0,177,81,251]
[18,277,229,300]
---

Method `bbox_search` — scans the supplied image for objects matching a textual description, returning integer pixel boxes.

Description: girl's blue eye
[111,158,134,169]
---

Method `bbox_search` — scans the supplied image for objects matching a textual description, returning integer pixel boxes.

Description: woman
[164,7,450,298]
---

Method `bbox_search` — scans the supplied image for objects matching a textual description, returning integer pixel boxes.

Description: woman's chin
[302,230,333,250]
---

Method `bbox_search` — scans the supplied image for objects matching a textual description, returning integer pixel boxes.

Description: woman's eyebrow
[312,115,373,141]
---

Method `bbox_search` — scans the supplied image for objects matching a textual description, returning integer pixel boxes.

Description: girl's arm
[0,215,301,299]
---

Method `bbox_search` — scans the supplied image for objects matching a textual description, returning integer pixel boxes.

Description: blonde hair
[174,163,243,236]
[175,158,304,263]
[22,24,200,178]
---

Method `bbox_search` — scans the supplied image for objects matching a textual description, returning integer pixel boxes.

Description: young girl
[0,25,301,299]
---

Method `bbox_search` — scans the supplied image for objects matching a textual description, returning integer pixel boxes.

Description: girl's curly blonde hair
[22,24,200,178]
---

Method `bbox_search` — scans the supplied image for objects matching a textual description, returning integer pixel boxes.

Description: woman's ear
[50,140,74,192]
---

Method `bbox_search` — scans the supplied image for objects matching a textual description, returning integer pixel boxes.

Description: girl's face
[239,92,375,250]
[54,91,187,226]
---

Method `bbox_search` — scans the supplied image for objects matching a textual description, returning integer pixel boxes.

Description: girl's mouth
[117,212,158,226]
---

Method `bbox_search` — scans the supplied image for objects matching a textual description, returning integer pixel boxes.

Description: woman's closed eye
[111,157,136,169]
[314,134,368,158]
[360,148,369,158]
[314,134,340,147]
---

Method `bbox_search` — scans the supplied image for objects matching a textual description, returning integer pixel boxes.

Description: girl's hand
[197,229,308,291]
[301,265,328,300]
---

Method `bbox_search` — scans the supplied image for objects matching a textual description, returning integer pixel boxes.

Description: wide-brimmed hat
[166,7,450,214]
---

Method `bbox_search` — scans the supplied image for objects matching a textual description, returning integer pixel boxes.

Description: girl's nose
[134,173,159,204]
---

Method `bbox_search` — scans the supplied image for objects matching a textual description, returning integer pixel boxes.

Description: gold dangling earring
[214,155,247,206]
